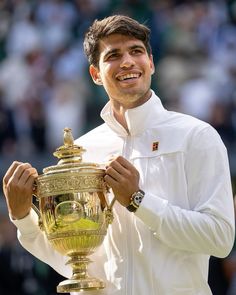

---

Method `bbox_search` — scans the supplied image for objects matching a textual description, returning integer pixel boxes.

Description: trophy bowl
[33,128,114,293]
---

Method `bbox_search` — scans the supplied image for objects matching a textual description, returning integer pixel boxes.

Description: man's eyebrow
[104,45,145,57]
[104,48,119,58]
[129,44,145,50]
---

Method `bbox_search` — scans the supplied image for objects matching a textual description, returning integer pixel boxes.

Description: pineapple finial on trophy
[53,127,86,165]
[63,127,74,147]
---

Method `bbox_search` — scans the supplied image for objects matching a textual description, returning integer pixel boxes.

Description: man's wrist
[10,210,30,220]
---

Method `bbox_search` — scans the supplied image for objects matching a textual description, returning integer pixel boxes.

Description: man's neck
[112,106,129,132]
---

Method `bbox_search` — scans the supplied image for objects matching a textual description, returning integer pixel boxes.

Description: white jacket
[13,91,235,295]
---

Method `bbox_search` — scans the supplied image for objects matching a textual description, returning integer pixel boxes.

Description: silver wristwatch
[126,189,145,212]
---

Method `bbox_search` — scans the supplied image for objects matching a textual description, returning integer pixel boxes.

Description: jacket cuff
[11,209,41,235]
[135,192,168,234]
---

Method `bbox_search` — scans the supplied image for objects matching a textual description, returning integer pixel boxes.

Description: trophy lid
[42,127,103,175]
[36,128,106,197]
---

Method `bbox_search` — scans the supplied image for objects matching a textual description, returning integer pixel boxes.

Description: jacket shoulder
[74,123,122,162]
[75,123,111,144]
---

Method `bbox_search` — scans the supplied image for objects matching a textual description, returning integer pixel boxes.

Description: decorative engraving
[37,173,106,197]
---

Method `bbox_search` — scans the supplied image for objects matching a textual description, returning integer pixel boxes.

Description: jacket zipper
[122,135,133,295]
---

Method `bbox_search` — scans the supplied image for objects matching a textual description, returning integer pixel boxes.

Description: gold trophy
[33,128,115,293]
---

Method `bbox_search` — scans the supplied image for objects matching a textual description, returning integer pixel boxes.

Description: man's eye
[107,53,119,60]
[132,49,142,55]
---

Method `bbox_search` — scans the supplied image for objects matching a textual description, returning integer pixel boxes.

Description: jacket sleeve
[136,126,235,258]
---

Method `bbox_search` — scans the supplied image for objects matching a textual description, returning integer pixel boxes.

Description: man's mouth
[117,73,141,81]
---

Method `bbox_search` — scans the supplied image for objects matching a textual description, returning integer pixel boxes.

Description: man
[3,15,235,295]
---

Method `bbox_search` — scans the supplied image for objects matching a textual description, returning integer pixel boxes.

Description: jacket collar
[100,90,167,136]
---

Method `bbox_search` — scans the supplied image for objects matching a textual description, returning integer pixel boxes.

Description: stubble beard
[118,87,151,108]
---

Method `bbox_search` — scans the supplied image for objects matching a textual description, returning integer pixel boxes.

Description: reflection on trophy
[33,128,115,293]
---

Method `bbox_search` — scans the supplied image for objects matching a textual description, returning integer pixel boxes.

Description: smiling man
[3,15,235,295]
[89,33,154,132]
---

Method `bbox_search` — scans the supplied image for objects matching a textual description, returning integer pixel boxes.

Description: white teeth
[118,73,140,81]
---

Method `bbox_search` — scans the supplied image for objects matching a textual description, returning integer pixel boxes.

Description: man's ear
[89,65,103,85]
[150,54,155,75]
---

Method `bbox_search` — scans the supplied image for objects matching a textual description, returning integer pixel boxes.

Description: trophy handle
[108,196,116,211]
[31,201,44,230]
[31,181,44,230]
[105,196,116,225]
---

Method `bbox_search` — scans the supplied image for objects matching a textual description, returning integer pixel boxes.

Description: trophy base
[57,277,105,293]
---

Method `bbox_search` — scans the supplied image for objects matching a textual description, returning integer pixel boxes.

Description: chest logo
[152,141,159,151]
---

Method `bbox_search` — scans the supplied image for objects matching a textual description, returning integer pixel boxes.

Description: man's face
[89,34,155,109]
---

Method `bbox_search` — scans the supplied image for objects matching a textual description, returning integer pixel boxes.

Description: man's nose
[120,53,135,68]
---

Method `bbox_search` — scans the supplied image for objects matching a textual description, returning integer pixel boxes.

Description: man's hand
[104,156,140,207]
[3,161,38,220]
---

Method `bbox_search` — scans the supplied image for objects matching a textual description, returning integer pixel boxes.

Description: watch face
[133,192,144,206]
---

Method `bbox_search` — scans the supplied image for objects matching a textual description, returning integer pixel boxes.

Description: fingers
[104,173,119,188]
[106,161,127,182]
[107,155,134,170]
[3,161,38,220]
[116,156,135,170]
[15,165,36,184]
[105,156,139,181]
[3,161,22,186]
[17,167,38,187]
[3,161,38,195]
[104,156,140,206]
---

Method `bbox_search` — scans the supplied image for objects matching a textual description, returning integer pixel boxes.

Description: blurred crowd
[0,0,236,294]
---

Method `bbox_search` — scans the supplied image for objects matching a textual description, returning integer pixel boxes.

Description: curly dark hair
[83,15,151,68]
